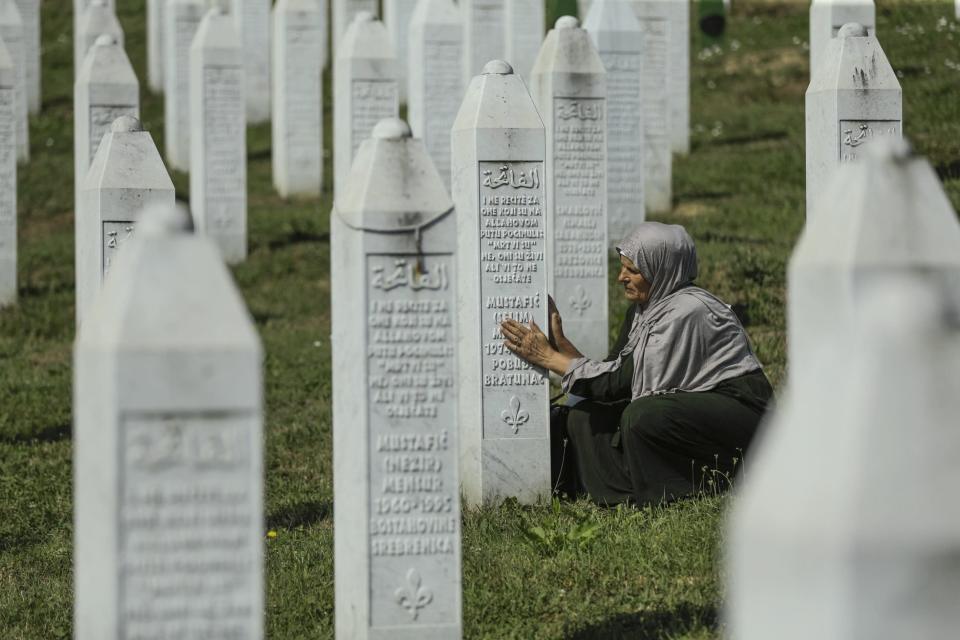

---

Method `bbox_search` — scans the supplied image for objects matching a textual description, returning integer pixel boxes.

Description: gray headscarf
[562,222,762,399]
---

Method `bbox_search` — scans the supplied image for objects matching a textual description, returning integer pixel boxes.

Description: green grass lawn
[1,1,959,638]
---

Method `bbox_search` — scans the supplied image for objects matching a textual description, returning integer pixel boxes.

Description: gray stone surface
[384,0,418,102]
[163,0,205,171]
[0,39,14,306]
[805,22,900,217]
[74,0,124,78]
[13,0,37,112]
[147,0,165,93]
[809,0,875,81]
[0,0,26,161]
[272,0,323,197]
[583,0,645,246]
[452,60,550,507]
[505,0,544,80]
[407,0,462,188]
[75,117,175,326]
[334,12,398,199]
[229,0,271,122]
[332,117,462,640]
[190,6,247,264]
[729,141,960,640]
[333,0,378,57]
[462,0,505,82]
[74,202,264,640]
[74,35,139,222]
[530,16,609,360]
[631,0,672,212]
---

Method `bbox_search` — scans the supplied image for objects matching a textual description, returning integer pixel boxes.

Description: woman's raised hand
[500,317,572,376]
[548,295,584,360]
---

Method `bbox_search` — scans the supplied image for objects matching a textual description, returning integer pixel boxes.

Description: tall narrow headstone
[0,40,14,306]
[334,12,398,198]
[0,0,27,161]
[190,6,246,264]
[74,0,124,78]
[163,0,205,171]
[74,35,139,217]
[13,0,37,113]
[530,16,608,360]
[332,117,462,640]
[147,0,165,93]
[809,0,875,81]
[728,142,960,640]
[407,0,462,188]
[662,0,689,155]
[504,0,545,80]
[583,0,645,245]
[229,0,270,122]
[384,0,418,102]
[272,0,323,198]
[452,60,550,506]
[75,117,175,326]
[74,203,264,640]
[332,0,378,56]
[805,23,900,217]
[462,0,506,81]
[632,0,672,212]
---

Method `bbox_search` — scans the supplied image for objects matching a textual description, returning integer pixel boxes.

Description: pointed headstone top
[482,59,513,75]
[111,115,143,133]
[838,21,868,37]
[809,20,899,92]
[371,117,412,140]
[339,11,394,60]
[555,15,579,29]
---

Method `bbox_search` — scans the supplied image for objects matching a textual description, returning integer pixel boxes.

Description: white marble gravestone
[583,0,644,246]
[809,0,875,81]
[74,203,264,640]
[74,35,139,219]
[505,0,545,81]
[272,0,323,197]
[0,0,26,162]
[333,0,378,56]
[147,0,165,93]
[164,0,205,171]
[0,39,14,306]
[462,0,506,82]
[631,0,672,212]
[74,0,124,78]
[13,0,37,113]
[190,6,246,264]
[75,117,175,326]
[334,12,398,198]
[332,117,462,640]
[530,16,608,360]
[229,0,270,123]
[384,0,418,102]
[805,22,900,218]
[407,0,462,188]
[451,60,550,506]
[729,144,960,638]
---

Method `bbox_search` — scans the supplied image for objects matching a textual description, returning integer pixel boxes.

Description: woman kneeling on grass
[500,222,773,507]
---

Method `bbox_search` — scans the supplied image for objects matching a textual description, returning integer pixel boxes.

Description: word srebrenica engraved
[553,97,605,323]
[839,120,901,163]
[366,253,459,629]
[119,412,259,639]
[478,161,548,440]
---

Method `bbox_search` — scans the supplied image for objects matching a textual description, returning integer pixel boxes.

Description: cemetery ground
[2,1,959,638]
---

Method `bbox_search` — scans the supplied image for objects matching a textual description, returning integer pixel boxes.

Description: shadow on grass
[0,422,71,445]
[267,499,332,530]
[936,159,960,182]
[563,603,719,640]
[266,229,330,251]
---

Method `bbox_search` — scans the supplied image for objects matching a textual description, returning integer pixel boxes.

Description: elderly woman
[500,222,772,506]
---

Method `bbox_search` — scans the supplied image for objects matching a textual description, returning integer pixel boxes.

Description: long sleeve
[561,306,638,402]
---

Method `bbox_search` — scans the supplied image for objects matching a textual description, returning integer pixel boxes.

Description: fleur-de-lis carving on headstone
[394,568,433,621]
[501,395,530,434]
[570,286,592,316]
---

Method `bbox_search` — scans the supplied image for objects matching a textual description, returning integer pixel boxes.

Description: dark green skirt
[553,371,773,506]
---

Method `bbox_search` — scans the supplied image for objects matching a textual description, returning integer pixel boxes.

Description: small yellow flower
[267,530,277,539]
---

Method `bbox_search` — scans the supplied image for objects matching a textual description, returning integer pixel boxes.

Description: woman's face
[618,254,652,304]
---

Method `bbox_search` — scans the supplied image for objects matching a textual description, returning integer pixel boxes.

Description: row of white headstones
[28,0,960,638]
